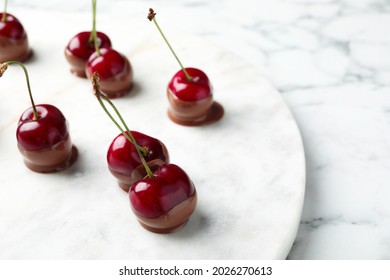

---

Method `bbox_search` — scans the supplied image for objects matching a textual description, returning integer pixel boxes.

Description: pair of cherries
[1,2,132,98]
[64,0,133,98]
[108,130,197,234]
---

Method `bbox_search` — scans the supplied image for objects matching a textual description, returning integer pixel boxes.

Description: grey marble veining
[3,0,390,259]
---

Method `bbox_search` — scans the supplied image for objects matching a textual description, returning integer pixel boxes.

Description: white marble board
[0,11,305,259]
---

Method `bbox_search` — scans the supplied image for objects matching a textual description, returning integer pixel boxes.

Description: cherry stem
[148,8,193,82]
[91,73,154,178]
[2,0,7,22]
[1,61,39,120]
[89,0,100,56]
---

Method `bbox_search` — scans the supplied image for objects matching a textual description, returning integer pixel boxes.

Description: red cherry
[64,31,111,77]
[86,48,133,98]
[148,9,224,126]
[86,48,125,79]
[65,31,111,61]
[16,104,77,173]
[0,13,30,62]
[17,104,68,151]
[1,62,77,173]
[107,131,170,191]
[168,67,212,101]
[64,0,112,77]
[167,68,224,126]
[0,13,26,40]
[130,164,196,219]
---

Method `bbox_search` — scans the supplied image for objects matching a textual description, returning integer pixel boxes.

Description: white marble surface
[2,0,389,260]
[0,7,305,259]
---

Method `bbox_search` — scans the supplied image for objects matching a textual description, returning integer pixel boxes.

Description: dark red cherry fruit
[17,104,78,173]
[107,131,169,192]
[167,67,224,126]
[64,31,111,78]
[169,67,212,101]
[86,48,133,98]
[129,163,197,233]
[0,13,30,62]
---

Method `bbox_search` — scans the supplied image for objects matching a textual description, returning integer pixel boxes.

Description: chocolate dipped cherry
[0,1,31,62]
[108,131,169,192]
[167,67,224,126]
[92,73,196,233]
[65,0,111,77]
[0,62,78,173]
[148,8,223,126]
[65,31,111,78]
[86,48,133,98]
[130,163,197,233]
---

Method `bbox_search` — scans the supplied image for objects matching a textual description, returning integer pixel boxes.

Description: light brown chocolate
[167,88,224,126]
[109,158,168,192]
[0,35,30,62]
[18,134,78,173]
[135,191,197,234]
[64,48,87,78]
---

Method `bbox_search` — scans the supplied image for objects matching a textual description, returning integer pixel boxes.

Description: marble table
[2,0,390,259]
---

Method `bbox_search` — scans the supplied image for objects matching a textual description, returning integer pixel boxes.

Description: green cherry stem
[93,86,147,157]
[91,73,154,178]
[147,8,193,82]
[0,61,39,120]
[103,97,132,136]
[2,0,8,22]
[89,0,100,56]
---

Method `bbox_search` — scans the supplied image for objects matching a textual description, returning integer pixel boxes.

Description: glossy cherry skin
[66,31,111,60]
[0,13,30,62]
[0,13,26,39]
[130,164,196,219]
[17,104,68,151]
[86,48,125,79]
[64,31,111,77]
[86,48,133,98]
[168,67,212,102]
[107,131,169,191]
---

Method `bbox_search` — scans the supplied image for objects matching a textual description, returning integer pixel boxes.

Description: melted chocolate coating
[0,35,30,62]
[167,88,224,126]
[135,191,197,234]
[18,134,78,173]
